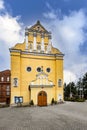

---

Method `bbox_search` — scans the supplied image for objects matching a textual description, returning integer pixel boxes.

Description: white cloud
[43,2,57,19]
[43,8,87,84]
[64,70,76,84]
[43,11,57,19]
[0,14,24,47]
[0,0,24,70]
[0,0,4,10]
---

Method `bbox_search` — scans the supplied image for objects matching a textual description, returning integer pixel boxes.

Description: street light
[69,76,72,98]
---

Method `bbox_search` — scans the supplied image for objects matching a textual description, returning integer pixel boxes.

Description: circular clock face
[27,67,31,72]
[46,68,51,73]
[37,67,41,72]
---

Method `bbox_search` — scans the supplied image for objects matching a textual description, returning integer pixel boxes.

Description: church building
[10,21,64,106]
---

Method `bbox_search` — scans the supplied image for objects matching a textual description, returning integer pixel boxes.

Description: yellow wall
[10,21,64,105]
[10,52,63,105]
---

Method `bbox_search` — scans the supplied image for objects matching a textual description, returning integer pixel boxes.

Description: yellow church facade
[10,21,64,106]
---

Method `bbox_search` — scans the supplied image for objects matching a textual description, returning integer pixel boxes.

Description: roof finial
[37,20,40,24]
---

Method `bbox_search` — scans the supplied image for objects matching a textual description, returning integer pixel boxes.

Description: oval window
[46,68,51,73]
[27,67,31,72]
[37,67,41,72]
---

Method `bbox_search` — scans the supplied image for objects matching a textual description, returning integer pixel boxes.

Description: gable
[28,20,49,34]
[30,71,54,87]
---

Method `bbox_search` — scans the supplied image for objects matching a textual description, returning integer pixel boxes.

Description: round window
[27,67,31,72]
[37,67,41,72]
[46,68,51,73]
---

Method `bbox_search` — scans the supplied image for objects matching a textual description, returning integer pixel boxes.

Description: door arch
[38,91,47,106]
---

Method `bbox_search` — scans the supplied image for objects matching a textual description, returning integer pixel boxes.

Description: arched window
[13,78,18,87]
[58,79,62,87]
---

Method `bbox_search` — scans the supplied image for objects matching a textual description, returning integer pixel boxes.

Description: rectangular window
[1,77,4,81]
[7,77,10,81]
[6,86,10,90]
[6,91,10,96]
[6,86,10,95]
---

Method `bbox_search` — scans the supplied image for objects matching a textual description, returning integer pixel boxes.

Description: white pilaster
[47,34,52,53]
[33,32,36,50]
[25,27,29,50]
[25,35,28,50]
[41,33,44,51]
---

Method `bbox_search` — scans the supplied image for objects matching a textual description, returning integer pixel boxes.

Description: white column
[41,33,44,52]
[33,32,36,50]
[48,34,52,53]
[25,35,28,50]
[25,27,29,50]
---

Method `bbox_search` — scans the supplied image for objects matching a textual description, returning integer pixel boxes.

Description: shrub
[54,101,57,104]
[51,98,55,105]
[29,100,34,105]
[76,98,85,102]
[64,97,85,102]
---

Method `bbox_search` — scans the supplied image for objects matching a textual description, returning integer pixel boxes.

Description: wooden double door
[38,91,47,106]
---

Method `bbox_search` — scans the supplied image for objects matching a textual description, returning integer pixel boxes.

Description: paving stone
[0,102,87,130]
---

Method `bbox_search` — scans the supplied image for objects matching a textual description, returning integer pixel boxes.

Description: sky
[0,0,87,84]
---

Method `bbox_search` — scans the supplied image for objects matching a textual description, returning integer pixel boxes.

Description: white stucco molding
[30,71,54,88]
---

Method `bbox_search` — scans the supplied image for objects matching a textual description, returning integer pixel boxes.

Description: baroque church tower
[10,21,64,106]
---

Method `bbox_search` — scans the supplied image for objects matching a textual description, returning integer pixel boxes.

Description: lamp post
[69,82,73,98]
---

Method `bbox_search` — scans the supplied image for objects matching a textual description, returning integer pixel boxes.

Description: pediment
[30,71,54,87]
[28,20,49,33]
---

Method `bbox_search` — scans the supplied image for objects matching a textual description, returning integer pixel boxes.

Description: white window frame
[13,78,18,87]
[6,91,10,96]
[6,85,10,90]
[1,77,4,81]
[7,77,10,81]
[58,79,62,87]
[6,85,10,95]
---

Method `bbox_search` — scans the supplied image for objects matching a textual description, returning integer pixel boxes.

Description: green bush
[51,98,55,105]
[29,100,34,105]
[64,97,85,102]
[64,97,76,102]
[76,98,85,102]
[54,101,57,104]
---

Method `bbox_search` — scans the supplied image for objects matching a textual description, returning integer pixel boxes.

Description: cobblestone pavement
[0,101,87,130]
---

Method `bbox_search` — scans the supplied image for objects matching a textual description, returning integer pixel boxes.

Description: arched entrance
[38,91,47,106]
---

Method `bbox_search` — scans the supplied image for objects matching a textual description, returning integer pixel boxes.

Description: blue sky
[0,0,87,83]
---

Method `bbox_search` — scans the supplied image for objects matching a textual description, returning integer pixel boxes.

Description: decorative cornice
[30,85,54,88]
[9,48,64,58]
[9,48,21,53]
